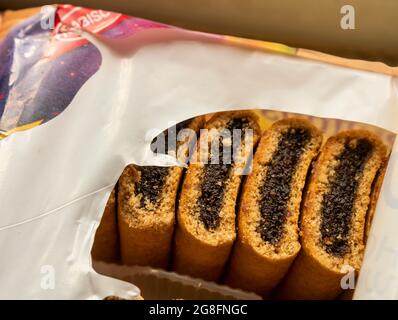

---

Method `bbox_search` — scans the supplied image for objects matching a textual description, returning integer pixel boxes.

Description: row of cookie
[92,111,387,299]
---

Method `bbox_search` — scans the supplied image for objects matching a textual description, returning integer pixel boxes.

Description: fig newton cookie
[278,130,387,299]
[118,117,204,268]
[173,111,261,281]
[225,118,322,295]
[92,188,119,263]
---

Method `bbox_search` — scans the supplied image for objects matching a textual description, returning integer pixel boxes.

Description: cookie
[118,117,204,268]
[278,129,387,299]
[225,118,322,296]
[92,188,119,262]
[173,111,261,281]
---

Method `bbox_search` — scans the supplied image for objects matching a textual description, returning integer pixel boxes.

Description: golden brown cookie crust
[225,118,323,296]
[92,189,119,263]
[278,129,387,299]
[173,111,261,281]
[365,158,388,242]
[118,117,204,268]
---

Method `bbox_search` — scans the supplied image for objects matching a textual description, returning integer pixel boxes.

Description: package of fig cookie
[0,4,397,300]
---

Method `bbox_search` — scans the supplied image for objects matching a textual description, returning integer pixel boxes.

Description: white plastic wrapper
[0,9,397,299]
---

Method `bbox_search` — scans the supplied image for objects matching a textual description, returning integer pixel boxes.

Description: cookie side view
[225,118,322,296]
[118,117,204,268]
[173,111,261,281]
[92,188,119,263]
[365,159,388,242]
[278,129,387,299]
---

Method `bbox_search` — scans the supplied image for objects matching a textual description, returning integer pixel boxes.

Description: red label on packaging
[48,5,126,59]
[54,5,123,41]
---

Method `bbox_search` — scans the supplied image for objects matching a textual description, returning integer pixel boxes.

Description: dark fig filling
[198,118,251,230]
[257,128,310,245]
[134,166,169,207]
[135,119,194,208]
[320,138,373,257]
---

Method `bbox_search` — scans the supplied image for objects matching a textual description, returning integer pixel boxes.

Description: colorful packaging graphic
[0,5,169,137]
